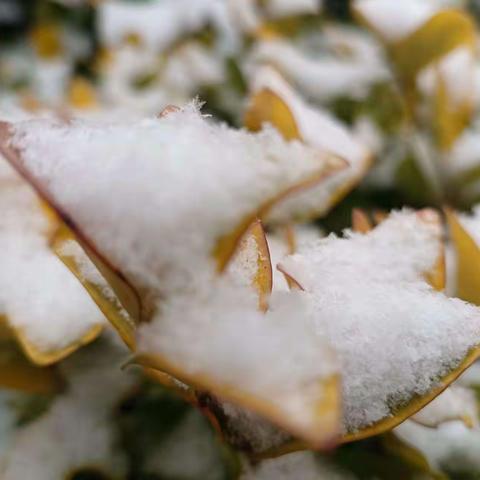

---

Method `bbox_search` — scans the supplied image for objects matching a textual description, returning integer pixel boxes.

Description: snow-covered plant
[4,1,480,479]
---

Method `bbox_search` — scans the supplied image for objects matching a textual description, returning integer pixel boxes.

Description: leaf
[244,67,372,223]
[388,10,475,88]
[228,219,273,311]
[445,207,480,304]
[275,210,471,449]
[0,114,343,449]
[244,88,301,141]
[352,208,373,233]
[13,322,103,368]
[354,4,476,146]
[133,352,340,450]
[0,120,142,348]
[67,77,98,110]
[213,161,345,271]
[0,151,104,365]
[0,338,63,395]
[52,222,137,351]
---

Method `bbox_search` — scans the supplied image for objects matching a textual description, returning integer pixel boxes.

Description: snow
[144,409,226,480]
[279,210,480,432]
[395,419,480,474]
[240,451,355,480]
[7,105,339,298]
[353,0,439,42]
[0,335,133,479]
[250,37,387,102]
[98,0,230,51]
[138,282,336,410]
[411,385,478,427]
[249,67,370,223]
[458,205,480,247]
[0,157,104,355]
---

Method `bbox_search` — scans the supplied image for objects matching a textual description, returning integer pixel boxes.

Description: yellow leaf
[52,222,138,351]
[388,10,475,86]
[273,209,450,454]
[68,77,98,110]
[352,208,373,234]
[244,73,372,223]
[0,338,63,394]
[445,207,480,304]
[12,322,103,367]
[213,160,346,271]
[229,219,273,311]
[433,67,473,151]
[244,88,301,141]
[30,24,63,59]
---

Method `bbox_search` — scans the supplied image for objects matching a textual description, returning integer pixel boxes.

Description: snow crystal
[279,210,480,432]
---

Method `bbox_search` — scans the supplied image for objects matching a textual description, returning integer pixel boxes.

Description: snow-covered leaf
[278,210,478,445]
